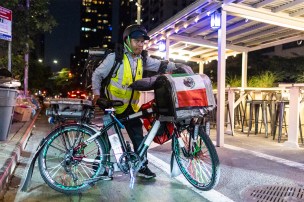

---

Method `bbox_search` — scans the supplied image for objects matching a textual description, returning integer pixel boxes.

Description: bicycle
[21,76,220,194]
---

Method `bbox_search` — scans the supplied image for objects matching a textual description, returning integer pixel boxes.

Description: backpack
[83,44,123,97]
[83,43,159,97]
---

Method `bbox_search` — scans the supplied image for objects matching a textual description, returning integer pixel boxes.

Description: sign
[0,6,12,41]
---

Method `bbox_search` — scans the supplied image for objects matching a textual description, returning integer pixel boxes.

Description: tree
[53,68,73,96]
[0,0,56,94]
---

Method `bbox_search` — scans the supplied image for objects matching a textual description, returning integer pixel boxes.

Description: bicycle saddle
[96,98,124,109]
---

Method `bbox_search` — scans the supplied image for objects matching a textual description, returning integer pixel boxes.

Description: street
[2,111,304,202]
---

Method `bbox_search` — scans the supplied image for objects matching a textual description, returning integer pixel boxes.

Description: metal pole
[216,9,227,147]
[8,41,11,72]
[24,0,30,96]
[137,0,141,25]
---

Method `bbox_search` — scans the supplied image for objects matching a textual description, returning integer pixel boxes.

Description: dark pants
[116,105,148,166]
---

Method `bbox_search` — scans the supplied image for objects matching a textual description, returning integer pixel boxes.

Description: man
[92,24,176,178]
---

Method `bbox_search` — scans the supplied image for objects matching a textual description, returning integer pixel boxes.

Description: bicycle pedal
[100,176,113,181]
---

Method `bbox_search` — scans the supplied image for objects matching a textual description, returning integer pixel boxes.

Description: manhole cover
[242,185,304,202]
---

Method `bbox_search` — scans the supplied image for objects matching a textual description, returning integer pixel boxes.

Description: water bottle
[108,133,123,163]
[103,113,115,135]
[103,112,121,171]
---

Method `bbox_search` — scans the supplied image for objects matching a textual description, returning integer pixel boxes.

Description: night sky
[45,0,81,72]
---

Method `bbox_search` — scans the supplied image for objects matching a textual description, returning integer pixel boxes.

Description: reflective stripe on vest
[107,54,143,114]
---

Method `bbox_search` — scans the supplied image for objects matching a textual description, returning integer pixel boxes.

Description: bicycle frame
[82,107,161,166]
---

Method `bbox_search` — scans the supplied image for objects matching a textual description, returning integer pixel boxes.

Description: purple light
[158,40,166,52]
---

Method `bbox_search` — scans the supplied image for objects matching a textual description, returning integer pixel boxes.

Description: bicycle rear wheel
[173,120,220,191]
[38,124,106,194]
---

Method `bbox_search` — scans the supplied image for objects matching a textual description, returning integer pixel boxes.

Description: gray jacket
[91,50,176,96]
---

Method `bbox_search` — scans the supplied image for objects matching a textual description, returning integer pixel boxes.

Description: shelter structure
[145,0,304,147]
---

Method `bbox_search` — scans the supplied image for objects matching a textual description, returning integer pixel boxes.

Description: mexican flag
[171,74,208,108]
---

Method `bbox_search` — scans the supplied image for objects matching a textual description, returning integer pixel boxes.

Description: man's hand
[92,95,100,106]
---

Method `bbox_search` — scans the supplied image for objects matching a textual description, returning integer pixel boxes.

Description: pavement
[0,110,40,197]
[0,109,304,201]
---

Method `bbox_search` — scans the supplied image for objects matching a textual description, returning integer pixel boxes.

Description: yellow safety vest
[107,54,143,114]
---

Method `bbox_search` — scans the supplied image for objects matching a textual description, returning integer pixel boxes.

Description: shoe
[137,166,156,179]
[98,170,113,181]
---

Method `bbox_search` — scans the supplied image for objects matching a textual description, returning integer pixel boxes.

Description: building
[263,40,304,58]
[137,0,196,31]
[71,0,133,89]
[71,0,198,89]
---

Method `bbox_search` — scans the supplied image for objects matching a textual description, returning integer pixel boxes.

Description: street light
[53,59,58,64]
[38,59,43,63]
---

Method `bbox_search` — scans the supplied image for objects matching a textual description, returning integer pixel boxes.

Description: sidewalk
[0,110,39,196]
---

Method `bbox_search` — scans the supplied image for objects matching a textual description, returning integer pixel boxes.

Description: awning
[146,0,304,62]
[145,0,304,147]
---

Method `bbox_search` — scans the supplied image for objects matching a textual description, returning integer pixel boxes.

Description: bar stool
[297,98,304,144]
[298,116,304,144]
[234,101,245,128]
[272,100,289,143]
[242,99,270,137]
[208,100,234,136]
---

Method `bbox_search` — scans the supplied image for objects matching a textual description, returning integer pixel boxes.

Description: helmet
[123,24,150,41]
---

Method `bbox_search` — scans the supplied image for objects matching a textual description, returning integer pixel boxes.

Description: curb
[0,110,40,195]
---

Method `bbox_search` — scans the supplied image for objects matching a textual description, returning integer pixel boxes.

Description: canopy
[146,0,304,147]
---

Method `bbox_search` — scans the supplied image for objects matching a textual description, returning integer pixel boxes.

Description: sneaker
[98,170,113,181]
[137,166,156,179]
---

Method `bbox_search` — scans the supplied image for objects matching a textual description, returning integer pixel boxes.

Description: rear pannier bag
[154,74,215,120]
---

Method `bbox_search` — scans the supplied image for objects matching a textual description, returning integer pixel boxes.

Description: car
[67,91,87,99]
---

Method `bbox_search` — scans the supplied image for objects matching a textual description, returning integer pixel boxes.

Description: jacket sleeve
[91,53,116,95]
[144,55,176,73]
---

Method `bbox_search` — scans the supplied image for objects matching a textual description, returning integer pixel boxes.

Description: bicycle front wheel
[173,120,220,191]
[38,124,106,194]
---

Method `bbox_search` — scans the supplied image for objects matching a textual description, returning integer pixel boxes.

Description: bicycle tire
[173,122,220,191]
[38,124,106,194]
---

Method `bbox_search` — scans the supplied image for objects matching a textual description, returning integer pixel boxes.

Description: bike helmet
[123,24,150,41]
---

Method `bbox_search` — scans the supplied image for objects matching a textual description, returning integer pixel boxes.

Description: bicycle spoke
[48,161,64,179]
[174,121,220,190]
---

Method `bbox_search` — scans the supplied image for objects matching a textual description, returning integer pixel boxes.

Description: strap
[158,60,169,74]
[104,43,124,98]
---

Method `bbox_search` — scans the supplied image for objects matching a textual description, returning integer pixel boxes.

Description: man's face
[129,36,145,55]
